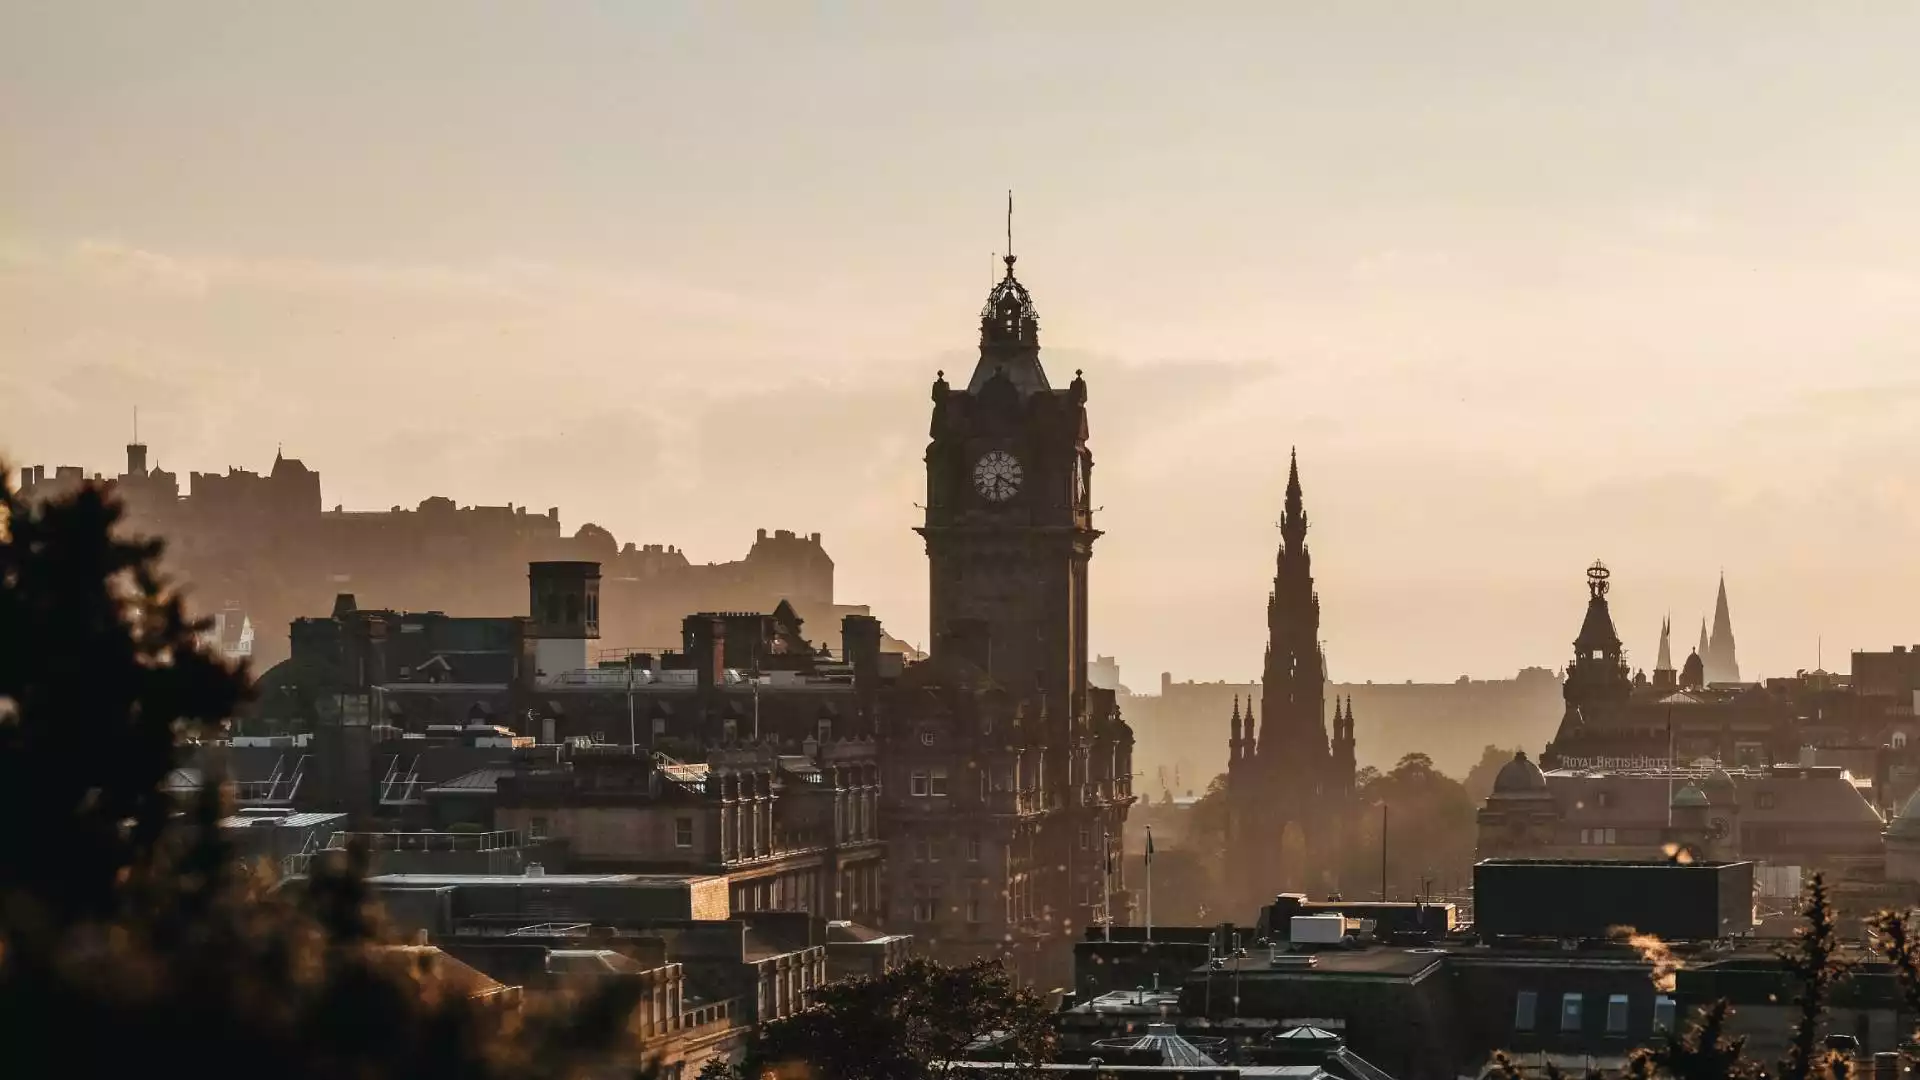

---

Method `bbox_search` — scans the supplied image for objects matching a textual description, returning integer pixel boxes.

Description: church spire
[1655,615,1673,673]
[1707,573,1740,683]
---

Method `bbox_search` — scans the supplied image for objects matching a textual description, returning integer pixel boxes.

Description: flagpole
[1145,825,1155,944]
[1666,710,1674,828]
[1103,833,1113,943]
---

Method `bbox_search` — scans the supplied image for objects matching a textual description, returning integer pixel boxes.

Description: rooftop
[1220,947,1448,980]
[366,872,721,889]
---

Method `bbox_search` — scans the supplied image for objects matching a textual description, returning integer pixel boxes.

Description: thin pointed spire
[1708,572,1739,682]
[1281,447,1308,553]
[1006,189,1014,260]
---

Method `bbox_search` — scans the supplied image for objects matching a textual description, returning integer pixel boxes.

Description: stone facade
[879,253,1135,987]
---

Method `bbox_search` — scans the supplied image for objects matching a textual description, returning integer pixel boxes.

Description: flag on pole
[1145,827,1155,866]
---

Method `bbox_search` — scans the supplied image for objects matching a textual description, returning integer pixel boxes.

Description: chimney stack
[685,615,727,695]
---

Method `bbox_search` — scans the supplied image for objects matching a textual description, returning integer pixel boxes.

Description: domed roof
[1671,783,1710,809]
[1889,788,1920,841]
[1704,767,1738,797]
[1493,751,1549,795]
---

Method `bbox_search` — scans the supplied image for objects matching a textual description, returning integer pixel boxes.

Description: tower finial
[1007,189,1013,261]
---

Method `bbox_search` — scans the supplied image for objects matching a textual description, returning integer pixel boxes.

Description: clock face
[973,450,1023,503]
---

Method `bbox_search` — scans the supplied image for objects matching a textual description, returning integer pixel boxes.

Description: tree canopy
[741,957,1055,1080]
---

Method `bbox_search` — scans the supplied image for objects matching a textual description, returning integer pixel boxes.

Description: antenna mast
[1006,189,1014,260]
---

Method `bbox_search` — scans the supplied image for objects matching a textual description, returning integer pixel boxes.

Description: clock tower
[919,253,1098,724]
[884,248,1132,987]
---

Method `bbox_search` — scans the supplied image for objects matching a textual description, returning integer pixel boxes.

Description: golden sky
[7,3,1920,683]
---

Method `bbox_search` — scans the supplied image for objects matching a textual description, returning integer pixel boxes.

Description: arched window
[1896,731,1910,749]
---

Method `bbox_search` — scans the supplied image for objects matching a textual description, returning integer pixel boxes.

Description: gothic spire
[1655,614,1674,673]
[1281,448,1308,554]
[1707,573,1740,683]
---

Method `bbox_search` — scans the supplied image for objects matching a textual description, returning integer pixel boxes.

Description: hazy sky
[7,3,1920,685]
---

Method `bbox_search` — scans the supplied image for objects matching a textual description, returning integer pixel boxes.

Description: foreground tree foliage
[736,957,1056,1080]
[0,471,651,1078]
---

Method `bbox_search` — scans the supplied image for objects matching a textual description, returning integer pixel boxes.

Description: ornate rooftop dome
[1704,767,1738,800]
[1493,751,1549,795]
[1671,782,1710,809]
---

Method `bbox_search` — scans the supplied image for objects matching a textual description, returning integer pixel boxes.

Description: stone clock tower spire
[919,249,1098,718]
[887,236,1133,987]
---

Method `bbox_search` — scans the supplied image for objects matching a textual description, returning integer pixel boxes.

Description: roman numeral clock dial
[972,450,1023,503]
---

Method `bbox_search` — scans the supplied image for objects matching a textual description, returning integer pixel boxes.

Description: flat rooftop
[366,872,721,888]
[1226,948,1447,979]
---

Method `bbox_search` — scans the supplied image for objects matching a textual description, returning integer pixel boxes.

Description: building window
[913,838,930,863]
[651,716,667,737]
[929,768,949,797]
[1896,731,1910,750]
[674,817,693,848]
[1607,994,1630,1035]
[965,896,981,923]
[1561,993,1584,1033]
[1756,791,1777,810]
[1580,828,1618,845]
[1597,791,1614,808]
[910,771,929,796]
[818,718,832,743]
[528,816,549,840]
[927,839,942,863]
[1654,995,1677,1031]
[1514,990,1538,1032]
[979,770,990,800]
[967,836,981,862]
[1078,827,1091,850]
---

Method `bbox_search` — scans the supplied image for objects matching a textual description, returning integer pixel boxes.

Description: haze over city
[9,2,1920,682]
